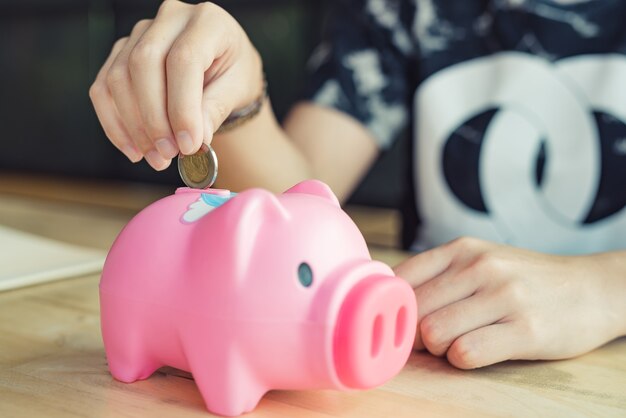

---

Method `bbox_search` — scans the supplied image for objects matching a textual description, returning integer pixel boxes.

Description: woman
[89,0,626,369]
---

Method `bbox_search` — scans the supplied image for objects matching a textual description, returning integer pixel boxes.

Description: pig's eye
[298,262,313,287]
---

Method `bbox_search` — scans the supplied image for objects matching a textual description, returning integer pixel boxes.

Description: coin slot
[175,187,230,196]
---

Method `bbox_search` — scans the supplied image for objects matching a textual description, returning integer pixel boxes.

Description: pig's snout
[333,275,417,389]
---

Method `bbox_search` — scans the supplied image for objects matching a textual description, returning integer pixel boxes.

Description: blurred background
[0,0,411,209]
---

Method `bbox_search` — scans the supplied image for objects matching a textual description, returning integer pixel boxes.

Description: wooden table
[1,174,625,417]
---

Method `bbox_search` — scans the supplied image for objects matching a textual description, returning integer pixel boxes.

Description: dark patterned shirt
[306,0,626,253]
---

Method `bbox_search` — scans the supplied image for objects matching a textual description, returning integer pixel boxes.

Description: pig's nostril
[371,314,383,358]
[394,307,407,348]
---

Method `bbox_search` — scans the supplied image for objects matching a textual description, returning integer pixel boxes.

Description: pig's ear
[225,188,289,231]
[283,180,340,207]
[189,189,288,282]
[223,189,289,268]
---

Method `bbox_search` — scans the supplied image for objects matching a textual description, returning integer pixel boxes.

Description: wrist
[216,45,265,134]
[217,74,266,134]
[585,252,626,340]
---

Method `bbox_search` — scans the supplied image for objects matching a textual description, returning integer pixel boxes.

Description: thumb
[202,68,266,145]
[201,75,241,145]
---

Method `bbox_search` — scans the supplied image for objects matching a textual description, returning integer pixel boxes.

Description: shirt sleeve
[304,0,416,149]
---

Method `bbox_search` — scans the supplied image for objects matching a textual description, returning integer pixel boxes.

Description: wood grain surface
[1,174,624,417]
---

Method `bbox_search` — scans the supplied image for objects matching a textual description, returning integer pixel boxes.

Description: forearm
[211,98,312,194]
[212,100,378,202]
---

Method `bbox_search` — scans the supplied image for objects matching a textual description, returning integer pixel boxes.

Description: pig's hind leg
[101,292,161,382]
[105,336,160,383]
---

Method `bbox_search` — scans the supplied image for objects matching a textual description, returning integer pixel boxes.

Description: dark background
[0,0,409,208]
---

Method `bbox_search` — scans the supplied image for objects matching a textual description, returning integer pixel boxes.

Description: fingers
[420,291,508,357]
[127,1,192,160]
[447,322,524,369]
[412,265,483,350]
[166,2,231,154]
[404,238,495,350]
[393,245,455,288]
[108,20,171,170]
[414,263,484,317]
[395,237,491,288]
[89,38,142,162]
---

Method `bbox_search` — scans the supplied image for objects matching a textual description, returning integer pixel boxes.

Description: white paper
[0,225,105,292]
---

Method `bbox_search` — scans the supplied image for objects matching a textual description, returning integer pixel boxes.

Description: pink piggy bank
[100,180,417,416]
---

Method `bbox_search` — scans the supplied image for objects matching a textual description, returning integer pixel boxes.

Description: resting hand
[394,237,626,369]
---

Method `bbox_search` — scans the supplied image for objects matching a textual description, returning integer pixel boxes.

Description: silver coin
[177,143,218,189]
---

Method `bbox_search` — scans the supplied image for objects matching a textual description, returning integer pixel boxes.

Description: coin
[177,143,218,189]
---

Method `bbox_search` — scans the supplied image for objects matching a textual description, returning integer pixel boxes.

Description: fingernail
[176,131,194,155]
[145,149,170,171]
[155,137,178,159]
[122,144,143,163]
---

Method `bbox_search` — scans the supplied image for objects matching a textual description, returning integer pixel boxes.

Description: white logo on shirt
[414,52,626,254]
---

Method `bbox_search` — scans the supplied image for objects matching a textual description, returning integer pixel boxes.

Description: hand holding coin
[178,144,219,189]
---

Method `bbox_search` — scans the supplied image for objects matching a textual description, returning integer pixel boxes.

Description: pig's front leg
[184,336,266,416]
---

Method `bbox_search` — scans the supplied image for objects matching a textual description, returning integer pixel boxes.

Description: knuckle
[420,317,444,353]
[499,279,528,308]
[132,19,152,35]
[129,40,163,68]
[197,1,220,15]
[472,253,505,277]
[449,338,478,369]
[168,105,194,129]
[143,113,170,139]
[142,110,162,130]
[167,41,199,67]
[112,36,129,51]
[158,0,180,14]
[106,65,129,88]
[88,82,103,100]
[130,132,153,153]
[127,52,142,73]
[449,236,478,251]
[197,2,232,35]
